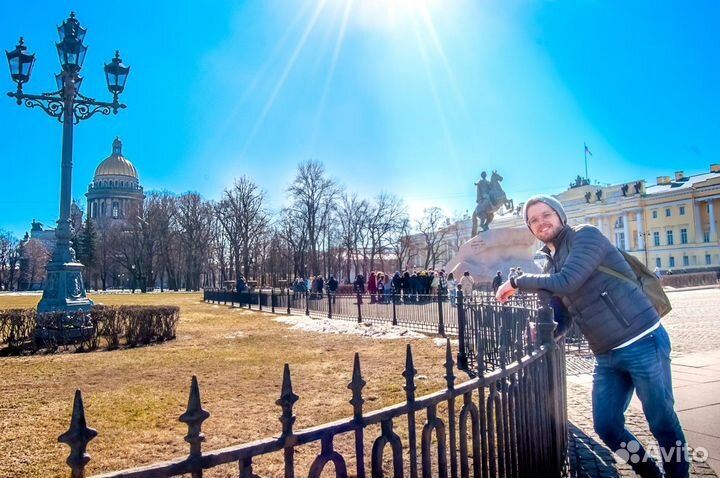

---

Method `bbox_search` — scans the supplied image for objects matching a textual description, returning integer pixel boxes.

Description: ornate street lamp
[5,12,130,340]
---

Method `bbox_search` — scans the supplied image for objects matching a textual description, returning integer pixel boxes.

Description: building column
[695,202,704,243]
[597,215,604,236]
[636,211,645,250]
[710,200,718,242]
[623,213,630,250]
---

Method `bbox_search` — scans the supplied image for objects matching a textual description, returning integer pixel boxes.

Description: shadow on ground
[568,421,619,478]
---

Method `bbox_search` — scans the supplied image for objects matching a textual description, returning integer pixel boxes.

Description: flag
[584,143,593,156]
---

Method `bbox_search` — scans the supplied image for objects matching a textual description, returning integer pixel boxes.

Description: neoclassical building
[416,164,720,274]
[85,137,144,223]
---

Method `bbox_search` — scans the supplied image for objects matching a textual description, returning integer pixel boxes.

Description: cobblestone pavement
[659,288,720,357]
[566,287,720,478]
[566,288,720,375]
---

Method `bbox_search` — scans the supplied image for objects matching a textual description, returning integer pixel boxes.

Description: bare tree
[114,213,157,293]
[216,176,268,287]
[389,216,412,272]
[176,192,214,291]
[0,230,20,291]
[268,229,289,286]
[20,239,51,290]
[145,192,180,291]
[95,224,117,290]
[337,192,368,281]
[287,160,338,276]
[416,207,449,270]
[367,193,406,272]
[277,207,309,278]
[208,212,230,289]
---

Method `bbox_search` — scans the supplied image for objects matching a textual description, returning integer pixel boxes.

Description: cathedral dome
[94,137,138,179]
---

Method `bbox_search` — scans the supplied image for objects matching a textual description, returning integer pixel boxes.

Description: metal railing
[203,288,588,361]
[54,292,568,478]
[203,288,552,337]
[205,288,459,335]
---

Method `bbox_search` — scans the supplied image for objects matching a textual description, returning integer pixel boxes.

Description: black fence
[55,291,568,478]
[203,288,588,363]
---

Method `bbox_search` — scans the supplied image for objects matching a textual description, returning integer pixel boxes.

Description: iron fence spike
[277,363,299,437]
[444,338,455,390]
[58,389,97,477]
[348,352,366,418]
[179,376,210,459]
[402,344,417,401]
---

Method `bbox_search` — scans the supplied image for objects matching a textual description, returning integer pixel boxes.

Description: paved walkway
[567,361,719,477]
[565,287,720,477]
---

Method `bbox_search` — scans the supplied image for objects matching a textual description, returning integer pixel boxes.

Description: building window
[112,201,119,219]
[618,232,626,250]
[653,232,660,247]
[679,206,686,215]
[681,228,688,244]
[692,255,697,265]
[683,256,689,267]
[656,257,662,268]
[669,256,675,268]
[707,254,713,265]
[705,231,711,243]
[665,208,671,217]
[101,202,106,216]
[666,230,674,245]
[652,210,658,219]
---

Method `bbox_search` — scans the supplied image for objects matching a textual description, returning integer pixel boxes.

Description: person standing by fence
[460,271,474,301]
[401,271,411,303]
[447,272,457,306]
[368,272,377,304]
[496,194,688,478]
[492,271,503,293]
[327,276,338,304]
[383,275,392,303]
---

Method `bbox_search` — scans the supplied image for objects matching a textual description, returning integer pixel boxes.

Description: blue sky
[1,0,718,238]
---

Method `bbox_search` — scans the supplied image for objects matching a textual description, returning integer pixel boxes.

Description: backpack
[598,249,672,318]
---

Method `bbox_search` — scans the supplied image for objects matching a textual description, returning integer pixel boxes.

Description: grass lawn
[0,292,451,478]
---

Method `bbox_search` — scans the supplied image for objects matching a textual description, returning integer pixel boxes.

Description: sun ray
[416,4,470,120]
[410,9,460,168]
[308,0,355,150]
[240,0,330,158]
[203,1,316,158]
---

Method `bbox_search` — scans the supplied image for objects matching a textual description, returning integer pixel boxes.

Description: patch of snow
[433,338,458,347]
[273,315,426,340]
[224,331,246,340]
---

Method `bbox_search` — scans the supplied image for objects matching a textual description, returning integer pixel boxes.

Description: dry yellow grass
[0,293,453,478]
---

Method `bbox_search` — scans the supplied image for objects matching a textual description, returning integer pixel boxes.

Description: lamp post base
[35,261,94,344]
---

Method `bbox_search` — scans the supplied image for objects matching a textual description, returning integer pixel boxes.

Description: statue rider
[475,171,491,209]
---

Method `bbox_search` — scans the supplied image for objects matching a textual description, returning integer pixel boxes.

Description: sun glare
[332,0,443,32]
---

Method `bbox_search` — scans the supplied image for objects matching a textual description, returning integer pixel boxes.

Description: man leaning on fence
[495,194,689,478]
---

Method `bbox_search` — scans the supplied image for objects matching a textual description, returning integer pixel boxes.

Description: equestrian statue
[471,170,514,236]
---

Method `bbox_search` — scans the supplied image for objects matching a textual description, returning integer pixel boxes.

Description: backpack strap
[597,265,636,285]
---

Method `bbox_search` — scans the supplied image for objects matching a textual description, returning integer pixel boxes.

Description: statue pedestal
[35,261,94,344]
[444,228,538,284]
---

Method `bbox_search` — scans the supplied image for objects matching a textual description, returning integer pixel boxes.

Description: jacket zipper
[600,291,631,327]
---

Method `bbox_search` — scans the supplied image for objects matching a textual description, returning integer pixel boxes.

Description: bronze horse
[472,170,514,236]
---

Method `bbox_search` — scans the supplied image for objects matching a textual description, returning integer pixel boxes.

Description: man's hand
[495,280,517,303]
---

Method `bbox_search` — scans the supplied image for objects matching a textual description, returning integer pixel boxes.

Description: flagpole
[584,147,588,180]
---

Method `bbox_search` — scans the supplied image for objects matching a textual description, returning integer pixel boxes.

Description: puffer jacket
[515,224,659,355]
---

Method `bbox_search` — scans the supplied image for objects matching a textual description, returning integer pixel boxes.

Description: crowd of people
[290,269,484,306]
[288,265,530,306]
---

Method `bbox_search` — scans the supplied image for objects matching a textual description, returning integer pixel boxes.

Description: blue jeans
[592,325,689,478]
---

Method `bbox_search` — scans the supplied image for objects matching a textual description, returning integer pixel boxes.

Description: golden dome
[94,137,138,179]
